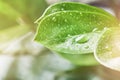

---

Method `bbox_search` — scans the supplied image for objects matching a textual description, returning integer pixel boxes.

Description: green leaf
[36,2,115,23]
[95,27,120,71]
[34,2,119,65]
[34,11,118,55]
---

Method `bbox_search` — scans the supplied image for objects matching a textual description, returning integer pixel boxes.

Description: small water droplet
[76,17,79,20]
[61,8,64,11]
[70,13,72,16]
[52,17,56,22]
[62,4,66,7]
[64,19,68,22]
[119,23,120,27]
[75,35,89,43]
[75,35,84,42]
[92,28,98,32]
[79,12,82,16]
[67,34,71,37]
[105,45,109,49]
[92,15,96,17]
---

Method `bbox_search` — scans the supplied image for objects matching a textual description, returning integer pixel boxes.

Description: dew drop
[92,28,98,32]
[75,35,89,43]
[69,13,72,16]
[64,19,68,23]
[61,8,64,11]
[62,4,66,7]
[119,23,120,27]
[105,45,109,49]
[67,34,71,37]
[79,12,82,16]
[52,17,56,22]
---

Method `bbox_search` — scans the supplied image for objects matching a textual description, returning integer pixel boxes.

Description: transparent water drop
[79,12,83,16]
[61,8,64,11]
[69,13,72,16]
[118,23,120,27]
[92,14,96,17]
[64,19,68,23]
[105,45,109,49]
[62,4,65,7]
[92,28,98,32]
[75,35,89,43]
[69,27,73,31]
[67,34,71,37]
[52,17,56,22]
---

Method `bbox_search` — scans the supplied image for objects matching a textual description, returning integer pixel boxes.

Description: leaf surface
[36,2,115,22]
[34,2,119,65]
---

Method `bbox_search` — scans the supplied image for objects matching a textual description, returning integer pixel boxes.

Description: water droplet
[75,35,89,43]
[79,12,83,16]
[67,34,71,37]
[92,15,96,17]
[119,23,120,27]
[61,8,64,11]
[62,4,66,7]
[92,28,98,32]
[105,45,109,49]
[52,17,56,22]
[64,19,68,22]
[70,13,72,16]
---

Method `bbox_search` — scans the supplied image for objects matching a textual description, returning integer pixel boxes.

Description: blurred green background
[0,0,120,80]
